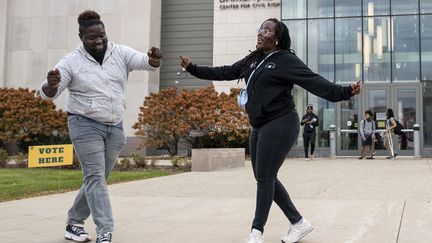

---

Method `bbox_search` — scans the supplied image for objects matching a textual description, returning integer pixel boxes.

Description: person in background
[384,108,398,159]
[358,110,376,159]
[38,10,162,243]
[301,105,319,160]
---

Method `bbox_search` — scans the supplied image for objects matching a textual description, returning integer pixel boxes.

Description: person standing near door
[301,105,319,160]
[384,108,398,159]
[359,110,376,159]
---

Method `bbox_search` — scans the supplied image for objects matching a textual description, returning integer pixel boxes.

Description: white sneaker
[281,219,314,243]
[246,229,264,243]
[305,158,310,161]
[310,155,314,160]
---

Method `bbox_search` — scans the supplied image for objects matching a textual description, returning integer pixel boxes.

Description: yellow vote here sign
[28,144,74,168]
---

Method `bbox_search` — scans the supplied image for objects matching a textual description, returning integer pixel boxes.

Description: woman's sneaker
[246,229,264,243]
[64,225,91,242]
[96,232,112,243]
[281,219,314,243]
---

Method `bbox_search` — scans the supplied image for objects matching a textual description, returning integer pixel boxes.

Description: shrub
[117,158,133,171]
[0,88,69,151]
[14,152,27,168]
[133,85,250,156]
[131,152,147,169]
[0,148,7,167]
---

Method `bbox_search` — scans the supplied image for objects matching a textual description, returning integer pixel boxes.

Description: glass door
[392,84,421,155]
[337,97,359,155]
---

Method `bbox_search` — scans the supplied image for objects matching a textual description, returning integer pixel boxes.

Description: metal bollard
[413,124,421,158]
[330,124,336,159]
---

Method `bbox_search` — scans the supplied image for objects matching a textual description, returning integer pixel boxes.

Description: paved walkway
[1,158,432,243]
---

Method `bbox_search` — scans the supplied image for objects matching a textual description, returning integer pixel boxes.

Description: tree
[0,88,68,151]
[133,85,250,156]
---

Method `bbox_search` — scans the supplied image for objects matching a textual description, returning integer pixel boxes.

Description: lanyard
[245,51,278,89]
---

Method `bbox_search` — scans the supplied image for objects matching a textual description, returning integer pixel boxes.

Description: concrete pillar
[330,124,336,159]
[413,124,421,158]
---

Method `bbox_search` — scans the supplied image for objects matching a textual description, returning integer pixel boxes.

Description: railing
[330,124,420,158]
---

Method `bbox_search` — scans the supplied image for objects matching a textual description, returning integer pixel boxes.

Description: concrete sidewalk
[1,158,432,243]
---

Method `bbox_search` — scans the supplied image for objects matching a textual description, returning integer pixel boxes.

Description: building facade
[282,0,432,157]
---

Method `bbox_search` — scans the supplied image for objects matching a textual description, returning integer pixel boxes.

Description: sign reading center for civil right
[28,144,74,168]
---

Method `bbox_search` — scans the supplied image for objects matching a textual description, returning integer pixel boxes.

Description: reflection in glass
[284,20,307,61]
[421,15,432,80]
[282,0,306,19]
[335,0,361,17]
[397,89,416,150]
[363,17,391,82]
[393,16,420,82]
[363,0,390,16]
[335,18,362,83]
[308,19,334,81]
[308,0,334,18]
[340,98,359,150]
[423,83,432,148]
[293,86,307,148]
[392,0,419,15]
[421,0,432,14]
[368,89,388,150]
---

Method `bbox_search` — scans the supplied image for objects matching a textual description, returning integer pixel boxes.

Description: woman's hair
[239,18,294,78]
[386,108,394,119]
[365,110,373,116]
[78,10,104,34]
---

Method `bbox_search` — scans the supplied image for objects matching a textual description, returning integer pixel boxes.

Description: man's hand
[42,68,61,98]
[302,118,309,123]
[180,56,191,69]
[47,68,61,88]
[148,47,163,67]
[351,80,362,95]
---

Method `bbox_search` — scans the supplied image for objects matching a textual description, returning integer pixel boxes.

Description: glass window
[339,98,359,150]
[335,0,361,17]
[335,18,362,83]
[421,15,432,80]
[308,0,334,18]
[421,0,432,14]
[363,17,391,82]
[284,20,307,61]
[396,89,416,150]
[393,15,420,82]
[293,86,307,148]
[423,83,432,148]
[282,0,306,19]
[392,0,419,15]
[308,19,335,81]
[363,0,390,16]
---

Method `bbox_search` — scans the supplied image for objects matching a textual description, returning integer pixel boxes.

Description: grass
[0,168,181,202]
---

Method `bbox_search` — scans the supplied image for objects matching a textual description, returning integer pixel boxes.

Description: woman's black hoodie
[186,50,353,128]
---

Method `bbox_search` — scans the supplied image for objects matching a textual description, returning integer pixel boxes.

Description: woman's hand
[351,80,362,95]
[180,56,191,69]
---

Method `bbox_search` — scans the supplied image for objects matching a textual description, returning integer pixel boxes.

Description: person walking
[179,18,361,243]
[38,10,162,243]
[384,108,398,159]
[301,105,319,160]
[359,110,376,159]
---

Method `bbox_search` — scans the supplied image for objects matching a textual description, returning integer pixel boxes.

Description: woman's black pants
[250,111,303,233]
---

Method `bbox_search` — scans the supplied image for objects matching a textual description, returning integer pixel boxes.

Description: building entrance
[336,83,421,156]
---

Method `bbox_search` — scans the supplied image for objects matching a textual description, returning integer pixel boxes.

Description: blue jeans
[66,115,126,235]
[250,111,303,233]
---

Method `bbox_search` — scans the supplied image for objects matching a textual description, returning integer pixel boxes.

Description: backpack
[393,120,404,135]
